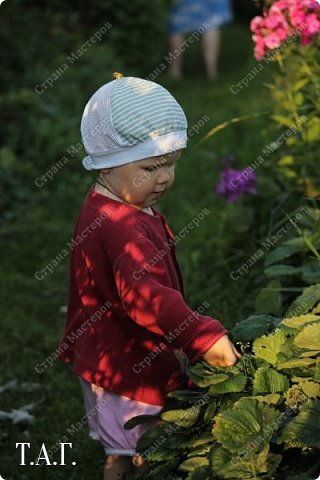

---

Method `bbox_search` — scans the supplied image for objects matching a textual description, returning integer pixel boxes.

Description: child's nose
[157,167,172,184]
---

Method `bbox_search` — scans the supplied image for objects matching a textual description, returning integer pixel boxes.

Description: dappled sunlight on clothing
[58,184,227,405]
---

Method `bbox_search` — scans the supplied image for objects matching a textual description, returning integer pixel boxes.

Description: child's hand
[203,335,241,367]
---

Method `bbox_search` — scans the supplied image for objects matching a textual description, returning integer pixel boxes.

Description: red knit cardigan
[58,185,227,405]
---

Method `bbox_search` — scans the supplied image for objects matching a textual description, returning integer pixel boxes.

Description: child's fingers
[221,350,238,367]
[224,343,241,366]
[227,354,238,366]
[233,346,242,358]
[203,336,241,367]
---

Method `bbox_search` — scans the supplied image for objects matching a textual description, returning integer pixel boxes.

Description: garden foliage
[125,1,320,478]
[250,0,320,195]
[125,287,320,479]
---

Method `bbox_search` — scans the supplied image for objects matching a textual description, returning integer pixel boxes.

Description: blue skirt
[169,0,233,35]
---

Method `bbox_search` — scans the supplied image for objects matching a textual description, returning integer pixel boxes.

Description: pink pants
[79,377,164,456]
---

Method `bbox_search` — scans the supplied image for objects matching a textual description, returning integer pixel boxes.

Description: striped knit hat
[81,75,188,170]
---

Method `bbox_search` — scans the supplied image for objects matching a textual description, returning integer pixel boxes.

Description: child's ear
[100,168,111,174]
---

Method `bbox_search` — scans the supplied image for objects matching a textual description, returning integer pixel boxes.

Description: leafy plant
[230,204,320,347]
[125,6,320,477]
[125,288,320,479]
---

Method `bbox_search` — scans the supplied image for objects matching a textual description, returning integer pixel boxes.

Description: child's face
[100,150,181,209]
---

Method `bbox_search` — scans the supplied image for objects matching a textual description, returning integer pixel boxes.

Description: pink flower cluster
[251,0,320,60]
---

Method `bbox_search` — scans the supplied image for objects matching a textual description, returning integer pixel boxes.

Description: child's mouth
[152,191,164,197]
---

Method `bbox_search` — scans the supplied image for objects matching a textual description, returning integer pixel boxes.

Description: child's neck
[94,181,153,216]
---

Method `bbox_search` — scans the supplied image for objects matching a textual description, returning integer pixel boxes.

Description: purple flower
[216,166,257,202]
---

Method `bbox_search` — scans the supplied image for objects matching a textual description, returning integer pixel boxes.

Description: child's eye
[144,163,176,173]
[144,164,163,172]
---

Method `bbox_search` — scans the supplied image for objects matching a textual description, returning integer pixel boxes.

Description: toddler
[58,74,240,480]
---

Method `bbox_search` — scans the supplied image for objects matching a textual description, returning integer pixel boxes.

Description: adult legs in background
[202,27,221,79]
[168,34,184,78]
[169,29,221,79]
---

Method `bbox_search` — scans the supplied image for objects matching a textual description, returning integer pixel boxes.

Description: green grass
[0,21,276,479]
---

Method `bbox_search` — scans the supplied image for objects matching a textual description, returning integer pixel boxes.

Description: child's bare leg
[104,454,132,480]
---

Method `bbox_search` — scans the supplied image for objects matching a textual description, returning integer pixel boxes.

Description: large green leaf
[291,376,313,383]
[253,366,289,394]
[208,374,247,396]
[232,314,280,342]
[213,398,283,453]
[286,283,320,317]
[264,238,305,267]
[282,313,320,330]
[255,280,282,315]
[188,433,215,448]
[300,381,320,399]
[249,393,281,405]
[300,350,320,358]
[136,423,176,451]
[279,399,320,448]
[178,456,209,472]
[124,413,161,430]
[294,322,320,350]
[187,363,229,388]
[161,404,202,428]
[253,329,286,365]
[265,264,302,278]
[201,374,230,388]
[276,336,301,362]
[209,444,281,479]
[277,358,316,370]
[162,431,199,450]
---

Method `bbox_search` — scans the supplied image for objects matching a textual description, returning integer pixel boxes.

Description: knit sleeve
[112,238,227,364]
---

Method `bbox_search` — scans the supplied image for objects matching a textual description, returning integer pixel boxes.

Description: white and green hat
[81,75,188,170]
